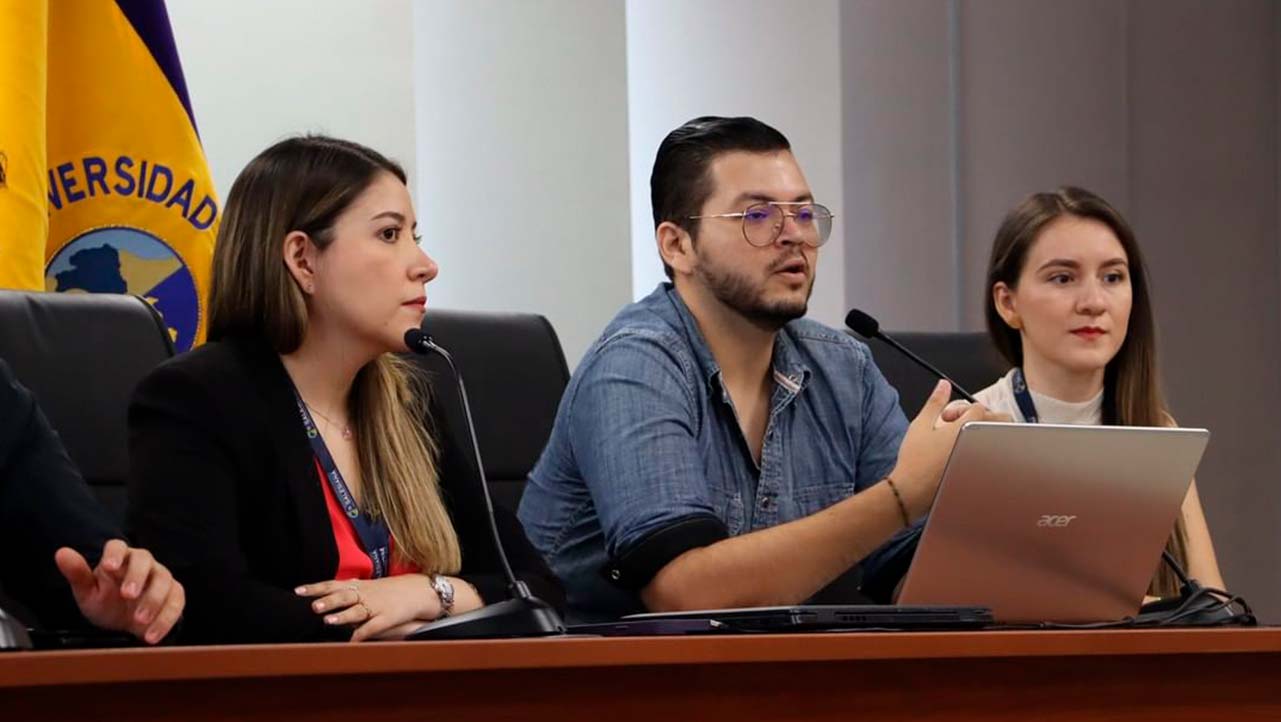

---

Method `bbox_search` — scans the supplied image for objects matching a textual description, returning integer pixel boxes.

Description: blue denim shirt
[519,284,910,620]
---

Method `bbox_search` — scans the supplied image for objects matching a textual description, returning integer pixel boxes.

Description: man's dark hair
[650,116,791,279]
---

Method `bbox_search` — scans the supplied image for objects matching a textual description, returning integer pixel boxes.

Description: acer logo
[1037,514,1077,528]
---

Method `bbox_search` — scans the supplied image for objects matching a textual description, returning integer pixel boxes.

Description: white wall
[167,0,417,202]
[411,1,632,368]
[170,0,843,360]
[625,0,847,328]
[170,0,633,368]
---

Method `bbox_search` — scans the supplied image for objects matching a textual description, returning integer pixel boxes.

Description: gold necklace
[304,401,353,440]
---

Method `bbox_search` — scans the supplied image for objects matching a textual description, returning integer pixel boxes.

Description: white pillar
[412,0,632,368]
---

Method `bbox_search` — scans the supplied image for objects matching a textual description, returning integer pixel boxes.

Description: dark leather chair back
[0,290,175,525]
[409,309,570,512]
[853,331,1008,416]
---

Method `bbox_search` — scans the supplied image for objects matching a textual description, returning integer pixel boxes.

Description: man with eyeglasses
[519,116,997,621]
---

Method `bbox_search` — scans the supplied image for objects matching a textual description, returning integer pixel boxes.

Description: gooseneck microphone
[402,328,565,640]
[844,309,977,404]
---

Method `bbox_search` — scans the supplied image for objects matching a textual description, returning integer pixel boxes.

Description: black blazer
[126,336,563,644]
[0,358,117,630]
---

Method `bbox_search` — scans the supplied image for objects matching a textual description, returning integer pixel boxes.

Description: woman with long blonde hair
[127,136,562,643]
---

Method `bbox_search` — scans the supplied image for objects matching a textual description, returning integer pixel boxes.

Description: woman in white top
[968,186,1223,597]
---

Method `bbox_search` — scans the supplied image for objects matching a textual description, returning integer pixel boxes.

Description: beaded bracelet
[884,476,911,527]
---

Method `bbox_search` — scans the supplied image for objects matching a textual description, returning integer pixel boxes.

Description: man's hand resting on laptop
[889,381,1010,521]
[54,540,185,645]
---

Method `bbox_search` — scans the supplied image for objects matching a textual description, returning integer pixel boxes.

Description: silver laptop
[897,422,1209,623]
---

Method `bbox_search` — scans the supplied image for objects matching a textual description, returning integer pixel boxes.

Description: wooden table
[3,628,1280,721]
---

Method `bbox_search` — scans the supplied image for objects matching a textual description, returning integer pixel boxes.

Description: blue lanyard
[1010,367,1040,424]
[289,387,390,578]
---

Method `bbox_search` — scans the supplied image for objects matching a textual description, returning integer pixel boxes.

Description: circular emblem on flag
[45,227,200,351]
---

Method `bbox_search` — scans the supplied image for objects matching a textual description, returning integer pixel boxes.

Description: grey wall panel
[1128,0,1281,620]
[839,0,1280,619]
[959,0,1130,328]
[841,0,956,331]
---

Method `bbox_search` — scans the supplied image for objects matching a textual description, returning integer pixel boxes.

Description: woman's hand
[296,575,442,642]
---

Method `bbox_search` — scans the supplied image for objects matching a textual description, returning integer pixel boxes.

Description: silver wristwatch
[430,574,455,618]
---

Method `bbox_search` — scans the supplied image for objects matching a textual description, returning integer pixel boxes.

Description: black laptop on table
[569,604,992,636]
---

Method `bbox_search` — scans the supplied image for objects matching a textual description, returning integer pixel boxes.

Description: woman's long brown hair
[985,186,1187,597]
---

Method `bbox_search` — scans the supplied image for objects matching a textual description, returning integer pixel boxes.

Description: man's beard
[695,255,812,331]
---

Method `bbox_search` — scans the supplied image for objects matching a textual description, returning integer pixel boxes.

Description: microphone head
[845,309,880,338]
[403,327,430,353]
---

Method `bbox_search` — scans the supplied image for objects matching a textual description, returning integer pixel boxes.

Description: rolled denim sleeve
[567,331,728,589]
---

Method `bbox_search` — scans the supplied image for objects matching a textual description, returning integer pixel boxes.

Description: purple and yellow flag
[1,0,217,351]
